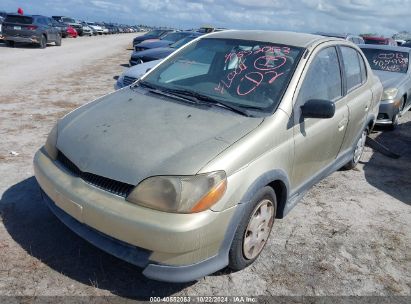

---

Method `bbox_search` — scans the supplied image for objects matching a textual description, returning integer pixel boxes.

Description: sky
[1,0,410,36]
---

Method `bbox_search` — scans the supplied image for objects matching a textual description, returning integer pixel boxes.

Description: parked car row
[0,13,140,48]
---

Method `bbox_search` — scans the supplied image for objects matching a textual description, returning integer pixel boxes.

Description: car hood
[135,36,160,42]
[57,88,263,185]
[132,47,174,59]
[137,40,172,49]
[374,70,407,89]
[124,59,162,79]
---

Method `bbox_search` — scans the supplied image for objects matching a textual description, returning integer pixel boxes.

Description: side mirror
[301,99,335,119]
[145,68,152,73]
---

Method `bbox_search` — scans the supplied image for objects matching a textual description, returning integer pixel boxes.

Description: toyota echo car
[34,31,382,282]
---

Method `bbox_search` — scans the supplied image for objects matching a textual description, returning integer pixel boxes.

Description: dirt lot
[0,34,410,300]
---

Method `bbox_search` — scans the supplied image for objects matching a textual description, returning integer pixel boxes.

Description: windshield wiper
[136,82,252,117]
[134,80,199,104]
[164,88,251,117]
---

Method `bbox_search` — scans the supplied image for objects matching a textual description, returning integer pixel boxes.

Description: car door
[46,17,58,40]
[406,50,411,110]
[338,46,372,153]
[291,45,349,191]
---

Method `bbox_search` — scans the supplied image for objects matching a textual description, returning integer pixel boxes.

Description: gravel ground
[0,34,410,301]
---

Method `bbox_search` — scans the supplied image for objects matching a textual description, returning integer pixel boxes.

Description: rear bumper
[4,35,39,43]
[33,148,236,282]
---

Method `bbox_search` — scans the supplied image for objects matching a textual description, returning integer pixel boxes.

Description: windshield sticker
[215,46,290,96]
[372,52,409,73]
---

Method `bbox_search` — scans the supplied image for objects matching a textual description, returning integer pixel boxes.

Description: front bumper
[4,35,39,44]
[129,57,143,66]
[376,98,401,125]
[33,148,236,282]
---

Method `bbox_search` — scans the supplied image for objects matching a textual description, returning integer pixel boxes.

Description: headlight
[117,75,125,88]
[44,123,58,160]
[126,171,227,213]
[382,88,398,100]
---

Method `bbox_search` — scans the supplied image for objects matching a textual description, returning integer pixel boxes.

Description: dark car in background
[52,16,83,36]
[360,44,411,128]
[403,40,411,48]
[0,11,7,39]
[132,29,174,46]
[51,19,68,38]
[130,33,201,66]
[134,31,196,51]
[2,14,61,48]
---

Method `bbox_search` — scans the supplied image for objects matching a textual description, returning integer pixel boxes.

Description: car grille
[123,76,137,86]
[56,151,134,197]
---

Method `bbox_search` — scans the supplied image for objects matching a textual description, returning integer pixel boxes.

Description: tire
[388,97,404,130]
[55,34,62,46]
[343,127,368,170]
[39,35,47,49]
[228,186,277,271]
[6,40,15,47]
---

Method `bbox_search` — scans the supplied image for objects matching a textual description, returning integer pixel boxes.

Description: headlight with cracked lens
[44,123,58,160]
[126,171,227,213]
[382,88,398,100]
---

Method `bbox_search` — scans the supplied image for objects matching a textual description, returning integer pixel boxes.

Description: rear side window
[340,47,363,92]
[358,53,367,84]
[297,47,342,103]
[37,18,47,25]
[5,15,33,24]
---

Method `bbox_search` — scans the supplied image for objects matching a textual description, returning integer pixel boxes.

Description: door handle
[338,118,348,131]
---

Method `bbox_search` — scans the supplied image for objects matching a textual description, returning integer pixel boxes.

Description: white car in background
[115,59,162,90]
[86,22,103,35]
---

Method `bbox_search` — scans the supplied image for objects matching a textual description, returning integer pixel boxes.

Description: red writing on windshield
[215,45,289,96]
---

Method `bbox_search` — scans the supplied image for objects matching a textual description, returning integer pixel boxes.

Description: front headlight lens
[117,75,125,87]
[126,171,227,213]
[382,88,398,100]
[44,123,58,160]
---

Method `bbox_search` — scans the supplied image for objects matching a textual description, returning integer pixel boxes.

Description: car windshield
[361,48,409,73]
[62,17,76,23]
[5,15,33,24]
[146,30,165,36]
[161,32,190,42]
[170,36,198,49]
[142,38,303,114]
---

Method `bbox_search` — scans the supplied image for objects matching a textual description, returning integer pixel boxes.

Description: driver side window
[297,47,342,105]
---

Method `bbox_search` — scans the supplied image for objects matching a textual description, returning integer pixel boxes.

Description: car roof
[203,30,338,48]
[359,44,411,52]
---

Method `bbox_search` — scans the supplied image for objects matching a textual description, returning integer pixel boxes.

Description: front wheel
[343,128,368,170]
[228,187,276,271]
[55,34,62,46]
[39,35,47,48]
[6,40,15,47]
[389,97,404,130]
